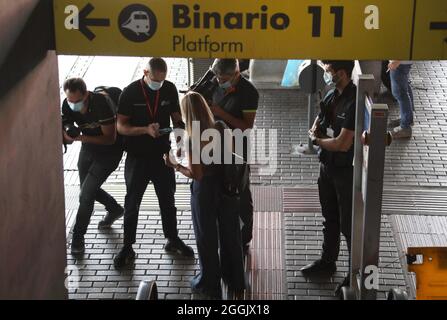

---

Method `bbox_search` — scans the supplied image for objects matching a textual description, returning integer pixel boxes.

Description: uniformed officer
[300,60,356,293]
[114,58,193,269]
[209,59,259,253]
[62,78,124,256]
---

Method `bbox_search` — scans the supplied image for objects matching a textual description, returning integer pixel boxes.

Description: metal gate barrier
[341,75,407,300]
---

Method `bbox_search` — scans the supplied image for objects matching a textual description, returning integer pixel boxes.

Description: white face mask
[68,100,84,112]
[218,73,237,90]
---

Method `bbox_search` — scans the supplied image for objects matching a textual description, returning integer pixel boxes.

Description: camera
[63,123,81,139]
[188,69,218,103]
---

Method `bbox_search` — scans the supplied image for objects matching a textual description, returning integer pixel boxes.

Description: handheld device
[159,127,173,136]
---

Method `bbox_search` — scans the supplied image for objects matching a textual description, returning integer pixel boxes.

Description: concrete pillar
[0,0,67,299]
[249,60,288,89]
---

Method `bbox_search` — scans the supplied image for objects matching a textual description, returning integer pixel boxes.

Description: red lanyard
[140,79,160,121]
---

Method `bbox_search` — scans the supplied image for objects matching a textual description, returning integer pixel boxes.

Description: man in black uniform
[114,58,193,268]
[209,59,259,253]
[62,78,124,255]
[300,60,356,293]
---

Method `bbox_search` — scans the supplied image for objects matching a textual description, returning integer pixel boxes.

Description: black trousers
[318,164,353,263]
[240,166,254,245]
[73,147,123,237]
[123,153,178,246]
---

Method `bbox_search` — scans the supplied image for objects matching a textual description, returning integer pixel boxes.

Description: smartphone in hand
[159,127,173,136]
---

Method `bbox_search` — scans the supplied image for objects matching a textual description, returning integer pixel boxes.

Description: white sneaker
[388,119,414,128]
[392,126,412,139]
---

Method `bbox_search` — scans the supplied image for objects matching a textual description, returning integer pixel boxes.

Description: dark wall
[0,0,67,299]
[0,0,40,70]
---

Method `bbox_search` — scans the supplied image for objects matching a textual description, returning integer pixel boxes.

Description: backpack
[94,86,122,114]
[94,86,124,150]
[215,121,250,196]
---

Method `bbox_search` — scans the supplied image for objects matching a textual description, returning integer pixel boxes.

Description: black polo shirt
[118,78,180,158]
[212,76,259,162]
[318,81,357,167]
[211,76,259,125]
[62,92,122,154]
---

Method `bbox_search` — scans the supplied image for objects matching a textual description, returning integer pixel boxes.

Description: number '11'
[308,6,344,37]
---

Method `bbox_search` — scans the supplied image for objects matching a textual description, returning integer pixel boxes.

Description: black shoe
[113,246,136,269]
[71,235,85,255]
[98,207,124,230]
[300,259,337,275]
[335,276,350,296]
[191,286,222,300]
[227,287,245,300]
[165,238,194,257]
[192,291,222,300]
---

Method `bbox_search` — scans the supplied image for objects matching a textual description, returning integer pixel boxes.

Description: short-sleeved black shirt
[211,76,259,162]
[118,78,180,158]
[318,81,357,167]
[212,76,259,125]
[62,92,122,154]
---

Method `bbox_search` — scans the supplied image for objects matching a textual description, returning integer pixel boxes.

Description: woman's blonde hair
[181,91,215,137]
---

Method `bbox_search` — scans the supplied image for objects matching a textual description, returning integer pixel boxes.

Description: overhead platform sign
[53,0,447,59]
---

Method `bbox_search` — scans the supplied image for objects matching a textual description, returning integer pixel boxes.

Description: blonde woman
[165,92,245,299]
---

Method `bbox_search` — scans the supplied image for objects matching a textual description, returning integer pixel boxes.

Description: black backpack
[94,86,124,150]
[215,121,250,196]
[94,86,122,114]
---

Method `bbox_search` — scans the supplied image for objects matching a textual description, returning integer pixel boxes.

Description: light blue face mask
[68,100,84,112]
[324,71,340,86]
[219,80,232,90]
[148,80,164,91]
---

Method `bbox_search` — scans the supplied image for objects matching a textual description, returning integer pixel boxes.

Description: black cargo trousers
[72,146,123,238]
[317,163,354,263]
